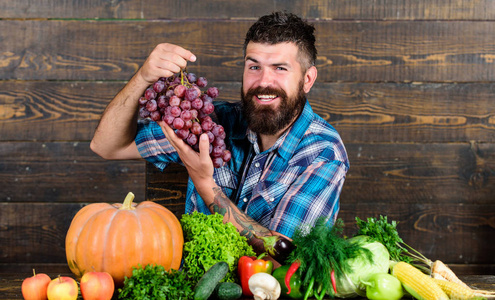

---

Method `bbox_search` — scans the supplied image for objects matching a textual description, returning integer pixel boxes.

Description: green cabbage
[335,235,391,298]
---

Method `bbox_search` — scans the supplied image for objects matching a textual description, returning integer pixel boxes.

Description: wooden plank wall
[1,1,494,275]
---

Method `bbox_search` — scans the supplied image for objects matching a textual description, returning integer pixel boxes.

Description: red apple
[80,271,115,300]
[46,276,78,300]
[21,269,51,300]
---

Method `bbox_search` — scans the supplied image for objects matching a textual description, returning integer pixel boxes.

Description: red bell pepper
[237,253,274,296]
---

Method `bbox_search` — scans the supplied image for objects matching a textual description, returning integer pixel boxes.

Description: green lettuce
[180,212,256,283]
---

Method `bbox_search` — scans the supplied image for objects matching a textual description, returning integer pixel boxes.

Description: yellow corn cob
[392,261,449,300]
[432,278,487,300]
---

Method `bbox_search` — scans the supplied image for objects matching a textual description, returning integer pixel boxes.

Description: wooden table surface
[2,264,494,300]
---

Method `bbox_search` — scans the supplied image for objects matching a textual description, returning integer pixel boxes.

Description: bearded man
[90,11,349,255]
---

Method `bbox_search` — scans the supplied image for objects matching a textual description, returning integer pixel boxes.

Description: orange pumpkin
[65,192,183,286]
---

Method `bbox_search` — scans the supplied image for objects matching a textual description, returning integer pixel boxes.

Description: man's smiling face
[241,42,311,135]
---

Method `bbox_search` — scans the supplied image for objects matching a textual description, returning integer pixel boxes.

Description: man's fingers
[198,134,211,160]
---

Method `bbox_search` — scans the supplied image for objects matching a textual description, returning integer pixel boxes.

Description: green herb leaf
[355,215,411,263]
[118,264,194,300]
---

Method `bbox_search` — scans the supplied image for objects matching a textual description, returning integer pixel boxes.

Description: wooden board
[0,142,145,203]
[1,20,494,82]
[2,81,495,143]
[2,0,495,20]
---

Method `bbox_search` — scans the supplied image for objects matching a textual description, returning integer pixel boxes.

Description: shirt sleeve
[269,156,348,238]
[134,119,181,171]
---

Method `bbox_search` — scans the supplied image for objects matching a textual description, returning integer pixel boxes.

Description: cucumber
[213,282,243,300]
[194,261,229,300]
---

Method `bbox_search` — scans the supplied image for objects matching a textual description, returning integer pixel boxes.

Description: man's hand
[158,120,215,192]
[137,43,197,85]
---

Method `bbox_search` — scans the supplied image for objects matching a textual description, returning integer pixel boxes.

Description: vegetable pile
[63,191,494,300]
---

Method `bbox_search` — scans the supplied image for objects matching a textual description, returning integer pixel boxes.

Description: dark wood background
[1,1,494,275]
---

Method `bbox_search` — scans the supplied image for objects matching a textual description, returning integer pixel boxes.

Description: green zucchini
[194,261,229,300]
[213,282,243,300]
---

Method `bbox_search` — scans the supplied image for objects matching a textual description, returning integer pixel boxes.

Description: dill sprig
[288,218,373,297]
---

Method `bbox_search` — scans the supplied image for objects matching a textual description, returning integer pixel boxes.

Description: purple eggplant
[256,234,296,263]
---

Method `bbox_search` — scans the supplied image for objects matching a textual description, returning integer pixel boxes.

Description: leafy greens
[288,218,374,299]
[180,211,256,283]
[118,264,194,300]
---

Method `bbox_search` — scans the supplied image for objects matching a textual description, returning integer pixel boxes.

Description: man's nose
[259,69,274,87]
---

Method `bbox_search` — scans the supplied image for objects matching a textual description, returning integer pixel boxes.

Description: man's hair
[243,11,317,70]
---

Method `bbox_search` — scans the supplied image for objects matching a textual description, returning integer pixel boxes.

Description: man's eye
[276,67,287,71]
[249,66,260,70]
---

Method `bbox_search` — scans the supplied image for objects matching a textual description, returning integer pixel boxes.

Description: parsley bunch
[118,264,194,300]
[355,215,409,263]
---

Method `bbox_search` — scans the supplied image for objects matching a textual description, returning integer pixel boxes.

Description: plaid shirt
[135,100,349,238]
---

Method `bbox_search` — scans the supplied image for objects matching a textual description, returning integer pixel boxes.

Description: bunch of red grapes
[138,71,231,168]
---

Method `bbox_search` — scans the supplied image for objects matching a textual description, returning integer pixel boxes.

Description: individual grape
[157,95,169,108]
[201,120,214,132]
[191,98,203,110]
[170,106,181,118]
[212,157,224,168]
[165,89,175,97]
[202,101,214,114]
[201,115,213,124]
[185,88,200,102]
[181,110,193,122]
[212,146,224,158]
[186,133,198,146]
[211,124,225,137]
[144,87,157,100]
[146,99,158,112]
[191,122,202,135]
[201,94,213,103]
[222,150,232,163]
[206,131,215,143]
[174,84,186,97]
[175,128,190,139]
[138,96,148,106]
[169,95,181,107]
[186,72,197,83]
[197,109,208,121]
[153,80,166,93]
[173,117,185,129]
[207,87,219,98]
[213,136,225,148]
[163,114,175,125]
[190,109,198,120]
[180,100,192,111]
[139,106,150,118]
[183,119,193,130]
[150,110,161,121]
[196,77,208,87]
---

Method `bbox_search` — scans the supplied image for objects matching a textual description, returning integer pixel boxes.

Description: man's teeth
[257,95,277,102]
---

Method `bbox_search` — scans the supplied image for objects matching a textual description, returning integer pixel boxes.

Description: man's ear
[303,66,317,93]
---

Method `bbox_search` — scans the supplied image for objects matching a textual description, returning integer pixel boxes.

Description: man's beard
[241,80,306,135]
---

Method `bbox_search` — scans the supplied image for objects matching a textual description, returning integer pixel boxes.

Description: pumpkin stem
[120,192,136,210]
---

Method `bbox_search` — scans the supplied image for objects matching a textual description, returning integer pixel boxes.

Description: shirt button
[269,197,274,202]
[255,162,260,168]
[243,197,248,203]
